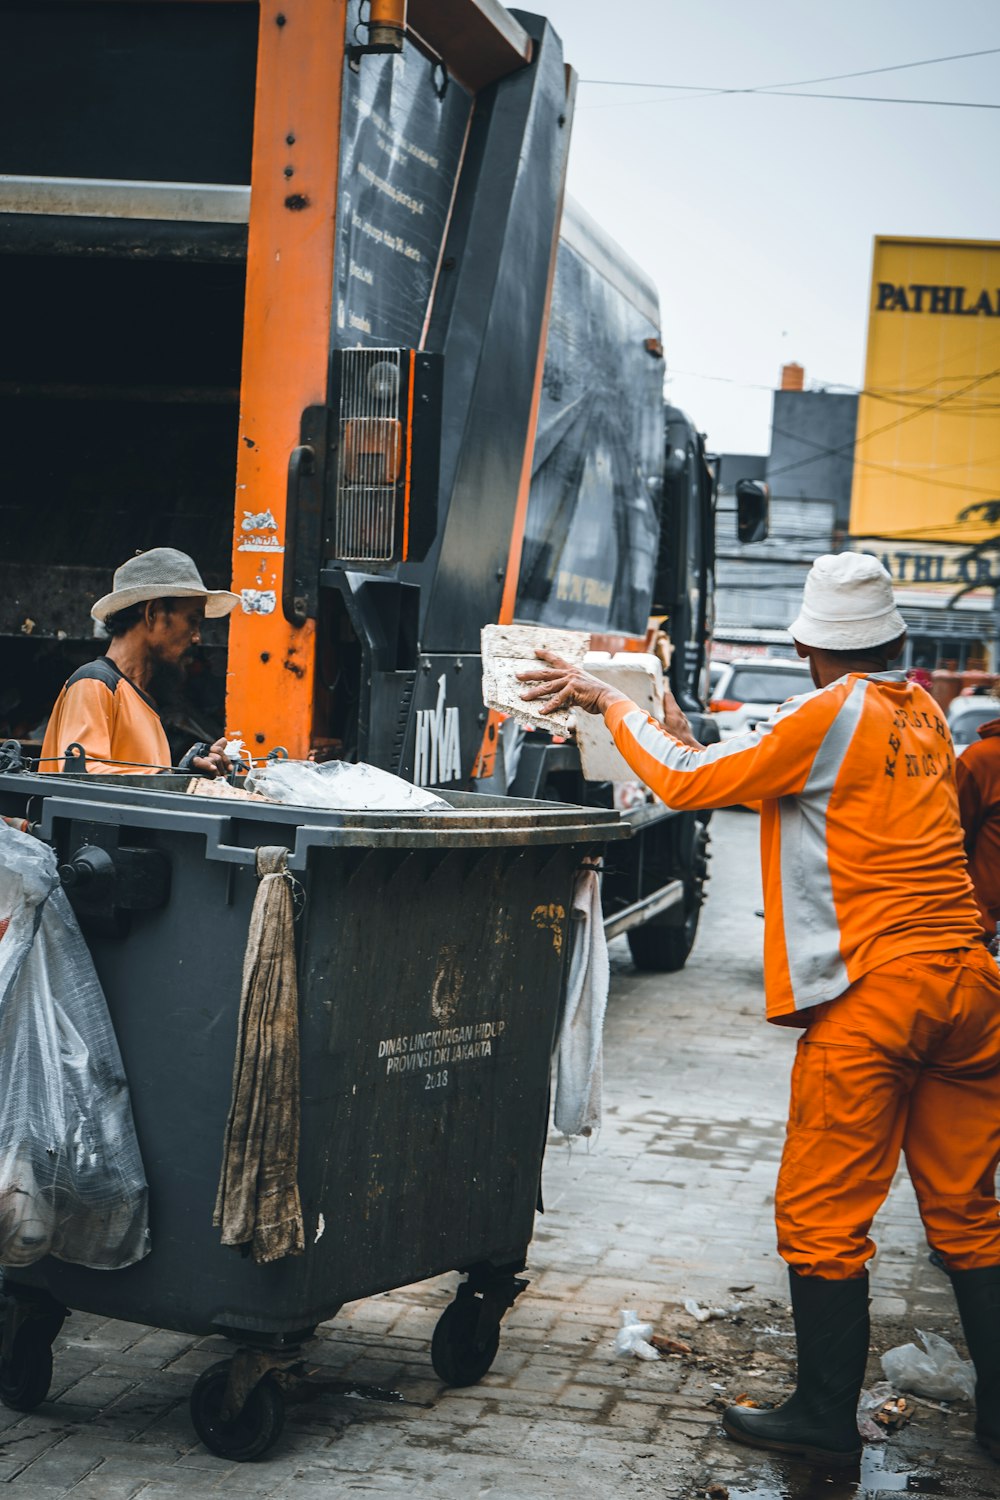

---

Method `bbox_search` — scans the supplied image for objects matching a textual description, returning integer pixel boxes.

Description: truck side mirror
[736,479,769,544]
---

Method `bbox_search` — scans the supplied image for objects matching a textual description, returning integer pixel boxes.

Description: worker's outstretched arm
[603,693,839,810]
[518,650,843,811]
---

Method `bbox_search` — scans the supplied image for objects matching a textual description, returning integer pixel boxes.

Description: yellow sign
[850,237,1000,601]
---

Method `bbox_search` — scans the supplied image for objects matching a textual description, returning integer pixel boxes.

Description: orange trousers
[775,947,1000,1279]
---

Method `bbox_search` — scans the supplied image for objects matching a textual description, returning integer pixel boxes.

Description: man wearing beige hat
[41,548,239,777]
[520,552,1000,1467]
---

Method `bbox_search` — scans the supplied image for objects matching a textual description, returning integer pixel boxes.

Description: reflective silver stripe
[620,687,822,775]
[778,676,869,1007]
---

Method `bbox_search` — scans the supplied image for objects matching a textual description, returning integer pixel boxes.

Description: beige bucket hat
[789,552,906,651]
[91,548,240,624]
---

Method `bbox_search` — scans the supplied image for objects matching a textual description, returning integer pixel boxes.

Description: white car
[947,696,1000,756]
[709,658,813,737]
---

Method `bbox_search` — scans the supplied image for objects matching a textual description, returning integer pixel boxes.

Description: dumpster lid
[0,771,630,869]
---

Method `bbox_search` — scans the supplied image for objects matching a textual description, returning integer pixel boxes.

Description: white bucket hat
[789,552,906,651]
[91,548,239,624]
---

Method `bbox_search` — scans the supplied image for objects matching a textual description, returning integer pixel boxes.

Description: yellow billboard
[850,236,1000,607]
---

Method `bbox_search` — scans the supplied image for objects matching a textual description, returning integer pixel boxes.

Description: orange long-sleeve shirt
[40,658,171,775]
[955,717,1000,934]
[605,671,983,1023]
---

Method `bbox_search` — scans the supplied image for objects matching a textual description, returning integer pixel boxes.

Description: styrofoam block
[577,655,664,783]
[481,624,590,736]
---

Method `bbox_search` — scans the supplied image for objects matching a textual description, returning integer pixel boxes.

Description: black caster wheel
[0,1327,54,1412]
[189,1359,286,1461]
[431,1297,501,1387]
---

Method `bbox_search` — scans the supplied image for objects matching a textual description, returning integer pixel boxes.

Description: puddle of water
[726,1443,945,1500]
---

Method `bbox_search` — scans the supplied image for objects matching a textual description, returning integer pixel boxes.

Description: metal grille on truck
[334,348,404,563]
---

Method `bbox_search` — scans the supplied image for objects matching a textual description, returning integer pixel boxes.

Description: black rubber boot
[723,1269,869,1464]
[949,1265,1000,1461]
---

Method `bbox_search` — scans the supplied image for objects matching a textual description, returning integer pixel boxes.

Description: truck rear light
[328,347,442,566]
[342,418,403,488]
[709,698,741,713]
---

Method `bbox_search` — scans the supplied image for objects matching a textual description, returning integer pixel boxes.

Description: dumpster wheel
[190,1359,286,1461]
[431,1297,501,1387]
[0,1326,54,1412]
[0,1288,66,1413]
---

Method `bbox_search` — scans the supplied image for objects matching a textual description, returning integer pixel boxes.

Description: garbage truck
[0,0,767,969]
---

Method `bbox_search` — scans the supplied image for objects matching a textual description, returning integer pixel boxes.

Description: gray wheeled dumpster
[0,770,626,1458]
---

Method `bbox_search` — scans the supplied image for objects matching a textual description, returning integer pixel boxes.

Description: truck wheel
[0,1327,54,1412]
[190,1360,286,1461]
[627,821,708,972]
[627,897,702,972]
[431,1298,500,1387]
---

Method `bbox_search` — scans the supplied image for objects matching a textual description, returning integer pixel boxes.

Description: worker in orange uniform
[41,549,239,776]
[956,701,1000,939]
[520,552,1000,1467]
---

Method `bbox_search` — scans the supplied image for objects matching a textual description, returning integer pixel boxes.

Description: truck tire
[626,823,708,973]
[626,894,701,972]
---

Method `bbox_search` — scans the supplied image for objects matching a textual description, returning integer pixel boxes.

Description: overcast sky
[535,0,999,456]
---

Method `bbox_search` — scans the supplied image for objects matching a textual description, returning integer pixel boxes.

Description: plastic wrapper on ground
[0,825,149,1269]
[614,1309,660,1361]
[881,1329,976,1401]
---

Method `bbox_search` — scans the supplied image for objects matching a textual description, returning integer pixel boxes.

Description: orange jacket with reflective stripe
[606,672,983,1024]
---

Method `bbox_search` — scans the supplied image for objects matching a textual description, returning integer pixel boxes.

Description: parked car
[709,658,813,737]
[947,695,1000,756]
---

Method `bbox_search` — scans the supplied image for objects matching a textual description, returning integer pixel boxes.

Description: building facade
[714,381,857,658]
[850,236,1000,671]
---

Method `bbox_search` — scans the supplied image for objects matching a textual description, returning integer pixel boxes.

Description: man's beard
[147,658,188,709]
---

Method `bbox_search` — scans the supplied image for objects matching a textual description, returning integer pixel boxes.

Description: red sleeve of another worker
[954,733,1000,931]
[955,750,986,859]
[603,685,844,811]
[40,680,117,774]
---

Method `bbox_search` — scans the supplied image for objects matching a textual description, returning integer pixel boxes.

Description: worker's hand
[517,650,630,718]
[191,737,232,779]
[661,683,704,749]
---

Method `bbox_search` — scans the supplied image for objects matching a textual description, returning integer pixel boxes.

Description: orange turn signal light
[342,418,402,486]
[709,698,742,713]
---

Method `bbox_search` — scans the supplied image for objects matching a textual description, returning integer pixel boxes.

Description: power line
[864,392,1000,413]
[580,45,1000,103]
[766,367,1000,481]
[668,367,1000,414]
[582,86,1000,112]
[849,525,1000,542]
[758,90,1000,110]
[581,45,1000,93]
[668,369,785,394]
[768,422,1000,499]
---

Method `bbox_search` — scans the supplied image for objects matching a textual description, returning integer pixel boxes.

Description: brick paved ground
[1,810,995,1497]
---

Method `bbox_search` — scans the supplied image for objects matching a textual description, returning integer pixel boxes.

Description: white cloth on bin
[553,868,609,1138]
[0,824,148,1268]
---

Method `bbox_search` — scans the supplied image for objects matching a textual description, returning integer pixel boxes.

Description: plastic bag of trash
[881,1329,975,1402]
[0,825,148,1269]
[247,759,451,813]
[614,1309,660,1361]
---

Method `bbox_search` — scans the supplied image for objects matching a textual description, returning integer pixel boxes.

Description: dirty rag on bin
[553,867,609,1138]
[214,847,305,1263]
